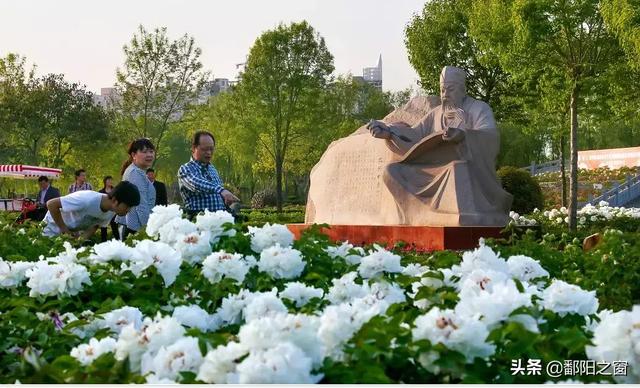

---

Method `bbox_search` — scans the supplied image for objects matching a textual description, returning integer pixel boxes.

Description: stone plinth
[286,224,504,251]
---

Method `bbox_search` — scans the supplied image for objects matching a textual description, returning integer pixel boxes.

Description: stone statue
[304,66,512,226]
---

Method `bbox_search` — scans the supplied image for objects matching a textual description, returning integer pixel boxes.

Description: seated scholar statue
[364,66,512,226]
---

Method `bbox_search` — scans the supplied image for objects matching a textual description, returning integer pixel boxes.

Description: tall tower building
[363,54,382,89]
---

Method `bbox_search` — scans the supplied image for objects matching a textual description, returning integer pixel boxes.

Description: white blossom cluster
[324,241,366,265]
[541,202,640,227]
[409,241,599,368]
[509,210,538,226]
[586,306,640,383]
[0,258,35,288]
[24,243,91,297]
[9,208,638,383]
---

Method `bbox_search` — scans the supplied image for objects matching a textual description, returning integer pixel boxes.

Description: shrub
[498,166,544,214]
[251,189,278,208]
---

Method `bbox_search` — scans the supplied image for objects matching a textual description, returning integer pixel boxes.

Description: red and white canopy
[0,165,62,179]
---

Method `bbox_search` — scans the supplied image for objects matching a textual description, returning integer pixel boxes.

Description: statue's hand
[442,127,465,143]
[367,119,392,140]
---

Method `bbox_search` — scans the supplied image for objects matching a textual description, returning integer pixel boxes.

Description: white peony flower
[326,272,368,305]
[235,342,322,384]
[141,314,187,354]
[318,298,382,360]
[358,245,403,279]
[368,280,407,305]
[412,307,495,362]
[88,240,135,263]
[506,255,549,282]
[324,241,365,265]
[147,204,184,238]
[542,280,599,317]
[131,240,182,286]
[237,313,324,367]
[456,268,510,296]
[157,218,198,246]
[279,282,324,307]
[141,336,203,381]
[452,244,510,282]
[456,279,533,329]
[174,231,212,265]
[243,292,288,322]
[215,289,256,326]
[402,263,429,277]
[70,337,117,366]
[172,305,213,332]
[247,223,294,253]
[25,260,91,297]
[114,324,147,372]
[100,306,144,334]
[202,251,252,285]
[258,244,305,280]
[0,259,35,288]
[197,342,248,384]
[586,305,640,383]
[195,210,236,244]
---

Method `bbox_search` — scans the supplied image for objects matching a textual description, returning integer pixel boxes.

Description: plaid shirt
[68,182,93,194]
[178,158,226,212]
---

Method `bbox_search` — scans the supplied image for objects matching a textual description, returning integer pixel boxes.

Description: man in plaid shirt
[68,169,93,193]
[178,130,239,219]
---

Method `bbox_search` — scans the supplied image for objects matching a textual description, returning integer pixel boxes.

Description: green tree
[0,54,109,167]
[114,25,208,159]
[470,0,622,230]
[37,74,109,167]
[239,21,334,211]
[601,0,640,68]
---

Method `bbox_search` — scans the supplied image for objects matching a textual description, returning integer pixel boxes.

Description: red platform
[286,224,505,251]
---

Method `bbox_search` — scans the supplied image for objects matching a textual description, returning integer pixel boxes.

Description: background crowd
[21,131,239,242]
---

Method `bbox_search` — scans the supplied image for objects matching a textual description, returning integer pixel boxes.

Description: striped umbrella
[0,165,62,179]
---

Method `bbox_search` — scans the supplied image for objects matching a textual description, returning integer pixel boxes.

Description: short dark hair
[146,168,155,173]
[108,181,140,207]
[103,176,113,186]
[121,138,156,176]
[38,176,49,183]
[192,130,215,147]
[74,169,86,177]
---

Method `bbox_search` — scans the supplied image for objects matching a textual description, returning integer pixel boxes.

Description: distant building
[197,78,231,104]
[363,54,382,90]
[92,87,119,108]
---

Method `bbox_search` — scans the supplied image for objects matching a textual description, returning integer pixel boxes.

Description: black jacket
[39,185,60,207]
[153,180,168,206]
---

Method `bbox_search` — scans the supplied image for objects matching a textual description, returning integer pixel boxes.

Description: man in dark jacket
[146,168,168,206]
[27,176,60,221]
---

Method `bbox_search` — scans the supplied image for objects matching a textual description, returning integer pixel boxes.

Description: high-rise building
[197,78,231,104]
[363,54,382,90]
[92,87,119,108]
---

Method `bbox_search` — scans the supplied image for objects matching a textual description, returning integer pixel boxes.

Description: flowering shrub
[535,166,640,208]
[0,206,638,383]
[509,202,640,234]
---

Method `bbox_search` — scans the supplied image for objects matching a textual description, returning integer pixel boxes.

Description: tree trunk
[568,83,579,231]
[560,134,567,208]
[275,156,283,213]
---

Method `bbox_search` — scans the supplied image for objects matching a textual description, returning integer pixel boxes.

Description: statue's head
[439,66,466,109]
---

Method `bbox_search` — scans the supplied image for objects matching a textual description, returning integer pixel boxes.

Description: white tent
[0,164,62,179]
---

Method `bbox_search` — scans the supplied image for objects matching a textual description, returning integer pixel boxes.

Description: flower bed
[0,206,638,383]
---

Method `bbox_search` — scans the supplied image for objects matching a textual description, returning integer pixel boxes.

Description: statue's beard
[442,98,466,128]
[442,97,463,111]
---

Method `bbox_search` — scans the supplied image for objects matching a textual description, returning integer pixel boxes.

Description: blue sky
[0,0,426,94]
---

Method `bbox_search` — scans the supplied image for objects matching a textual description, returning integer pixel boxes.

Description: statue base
[286,224,505,252]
